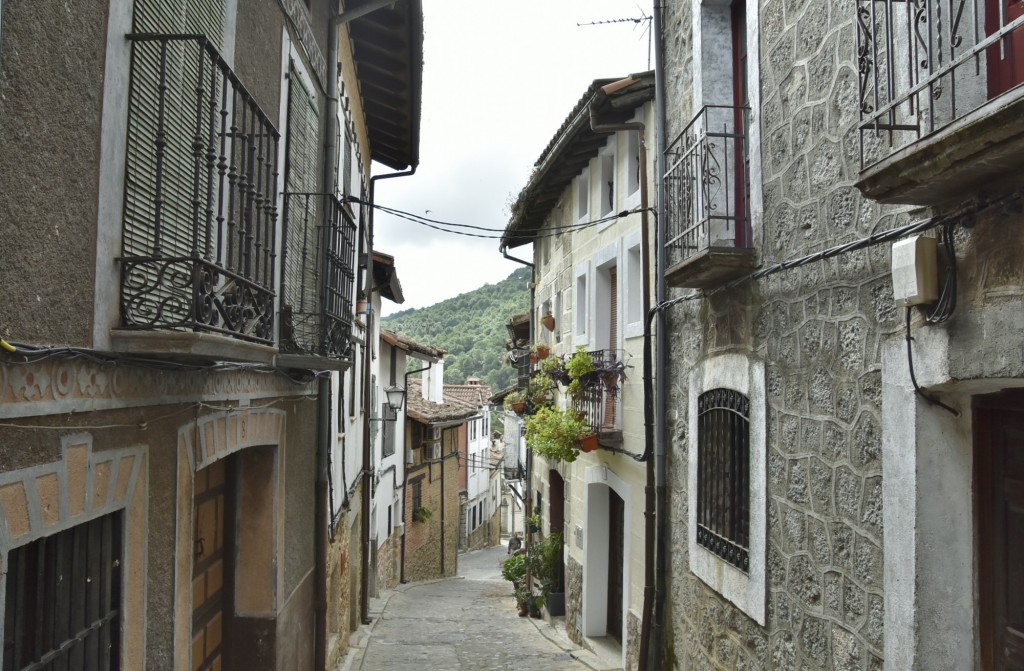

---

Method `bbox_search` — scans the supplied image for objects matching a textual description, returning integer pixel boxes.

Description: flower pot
[579,433,599,453]
[530,353,539,364]
[518,604,529,617]
[542,314,556,332]
[545,592,566,617]
[535,344,551,360]
[510,401,526,415]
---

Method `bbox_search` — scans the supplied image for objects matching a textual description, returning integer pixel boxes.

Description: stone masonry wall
[661,0,905,667]
[565,556,584,646]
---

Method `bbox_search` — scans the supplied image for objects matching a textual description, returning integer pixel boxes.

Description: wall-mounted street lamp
[384,385,406,414]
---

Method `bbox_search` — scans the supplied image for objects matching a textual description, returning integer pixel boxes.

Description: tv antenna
[577,5,652,68]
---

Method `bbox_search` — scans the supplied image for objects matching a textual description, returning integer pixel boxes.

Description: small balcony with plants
[663,105,755,289]
[856,0,1024,203]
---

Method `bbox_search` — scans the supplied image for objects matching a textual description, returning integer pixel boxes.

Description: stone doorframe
[174,407,286,671]
[0,434,147,669]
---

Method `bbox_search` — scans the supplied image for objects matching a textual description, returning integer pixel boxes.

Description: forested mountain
[382,267,531,391]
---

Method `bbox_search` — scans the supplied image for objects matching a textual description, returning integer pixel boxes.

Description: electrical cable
[904,308,960,417]
[924,221,958,325]
[348,197,650,239]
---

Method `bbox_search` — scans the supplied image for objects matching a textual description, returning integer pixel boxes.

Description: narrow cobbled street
[343,544,617,671]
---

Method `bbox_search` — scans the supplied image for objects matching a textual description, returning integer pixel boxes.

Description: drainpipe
[588,92,656,670]
[314,7,344,669]
[400,363,431,583]
[360,168,417,626]
[651,3,670,669]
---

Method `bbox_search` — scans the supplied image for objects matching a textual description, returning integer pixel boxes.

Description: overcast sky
[374,0,652,316]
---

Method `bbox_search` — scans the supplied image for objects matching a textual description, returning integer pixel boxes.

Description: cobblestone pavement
[342,543,612,671]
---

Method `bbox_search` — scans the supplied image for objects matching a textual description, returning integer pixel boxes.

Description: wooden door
[987,0,1024,98]
[606,490,624,643]
[192,458,234,671]
[975,391,1024,671]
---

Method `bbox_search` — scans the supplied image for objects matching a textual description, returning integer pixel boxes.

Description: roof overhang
[346,0,423,171]
[372,251,405,304]
[380,328,445,362]
[501,71,656,249]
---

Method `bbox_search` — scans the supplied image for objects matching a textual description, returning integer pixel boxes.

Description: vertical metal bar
[152,41,171,257]
[253,108,266,284]
[190,38,209,258]
[226,87,239,273]
[216,65,230,267]
[203,46,218,262]
[242,104,256,278]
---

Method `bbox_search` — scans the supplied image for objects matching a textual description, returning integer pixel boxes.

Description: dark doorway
[986,0,1024,98]
[975,390,1024,671]
[549,470,566,596]
[606,489,625,642]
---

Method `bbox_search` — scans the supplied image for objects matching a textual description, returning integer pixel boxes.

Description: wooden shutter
[281,66,322,351]
[122,0,226,319]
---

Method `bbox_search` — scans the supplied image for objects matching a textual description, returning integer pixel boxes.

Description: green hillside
[382,267,531,391]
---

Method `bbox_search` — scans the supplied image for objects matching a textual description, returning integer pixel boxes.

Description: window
[625,236,644,338]
[411,478,423,512]
[687,354,766,625]
[626,128,641,199]
[696,388,750,570]
[382,402,396,457]
[577,168,590,222]
[4,512,123,671]
[599,146,615,217]
[574,264,589,343]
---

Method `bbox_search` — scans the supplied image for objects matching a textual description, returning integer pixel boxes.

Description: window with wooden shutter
[120,0,280,344]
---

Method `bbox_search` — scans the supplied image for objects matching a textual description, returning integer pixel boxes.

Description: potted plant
[525,374,555,410]
[542,312,556,332]
[525,406,591,463]
[565,347,597,399]
[525,513,542,534]
[533,534,565,616]
[501,554,529,615]
[412,505,433,523]
[533,343,551,360]
[579,432,599,453]
[503,390,526,415]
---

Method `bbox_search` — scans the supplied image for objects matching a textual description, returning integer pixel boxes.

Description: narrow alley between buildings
[342,543,620,671]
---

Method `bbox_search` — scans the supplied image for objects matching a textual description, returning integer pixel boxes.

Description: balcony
[857,0,1024,204]
[572,349,623,448]
[276,193,357,368]
[663,105,755,289]
[116,35,279,362]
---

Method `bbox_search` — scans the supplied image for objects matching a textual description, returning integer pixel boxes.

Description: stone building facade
[658,0,1024,668]
[0,0,422,669]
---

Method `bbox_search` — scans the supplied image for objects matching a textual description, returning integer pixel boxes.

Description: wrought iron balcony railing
[572,349,622,435]
[119,34,279,345]
[663,105,752,287]
[279,193,358,359]
[857,0,1024,169]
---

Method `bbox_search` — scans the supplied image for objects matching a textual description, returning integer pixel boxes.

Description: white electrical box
[891,235,938,307]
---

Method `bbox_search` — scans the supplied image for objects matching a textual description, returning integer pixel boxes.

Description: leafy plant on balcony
[503,390,527,415]
[564,346,628,399]
[413,505,433,523]
[525,406,591,463]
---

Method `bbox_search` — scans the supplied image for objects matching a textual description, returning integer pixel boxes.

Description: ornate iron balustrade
[279,193,358,359]
[572,349,622,434]
[857,0,1024,168]
[663,105,751,271]
[120,34,279,345]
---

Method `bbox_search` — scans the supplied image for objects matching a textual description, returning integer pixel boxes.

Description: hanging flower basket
[511,401,526,415]
[535,344,551,360]
[542,313,556,332]
[578,433,599,453]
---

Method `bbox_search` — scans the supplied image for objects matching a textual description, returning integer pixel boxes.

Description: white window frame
[623,229,644,339]
[592,240,621,352]
[687,353,766,625]
[624,113,642,209]
[598,140,616,224]
[576,167,590,223]
[574,262,590,346]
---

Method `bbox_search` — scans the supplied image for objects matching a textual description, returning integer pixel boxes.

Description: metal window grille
[3,512,123,671]
[120,34,279,344]
[663,105,751,270]
[411,480,423,512]
[696,388,750,571]
[857,0,1024,168]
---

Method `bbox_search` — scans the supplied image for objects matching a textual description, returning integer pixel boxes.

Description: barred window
[696,388,750,571]
[4,512,123,671]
